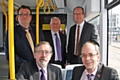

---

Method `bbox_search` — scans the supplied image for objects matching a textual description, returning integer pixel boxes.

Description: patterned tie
[25,29,34,53]
[87,74,93,80]
[40,69,46,80]
[54,33,62,61]
[75,25,80,56]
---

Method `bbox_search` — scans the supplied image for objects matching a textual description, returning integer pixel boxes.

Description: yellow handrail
[36,0,44,44]
[36,0,44,7]
[0,0,8,31]
[8,0,15,79]
[43,2,50,14]
[43,0,56,14]
[36,0,56,43]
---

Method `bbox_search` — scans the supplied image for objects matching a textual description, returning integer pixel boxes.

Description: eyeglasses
[80,53,98,58]
[36,50,52,55]
[74,13,84,15]
[18,14,31,17]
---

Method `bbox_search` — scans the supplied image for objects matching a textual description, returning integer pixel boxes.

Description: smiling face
[34,43,52,68]
[73,7,85,24]
[50,17,61,33]
[81,42,100,73]
[17,8,32,28]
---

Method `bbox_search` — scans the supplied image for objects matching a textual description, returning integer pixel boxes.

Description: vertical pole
[36,6,39,44]
[8,0,15,79]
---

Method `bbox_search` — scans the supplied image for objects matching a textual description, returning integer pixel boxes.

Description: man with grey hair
[43,17,67,68]
[72,41,119,80]
[16,41,62,80]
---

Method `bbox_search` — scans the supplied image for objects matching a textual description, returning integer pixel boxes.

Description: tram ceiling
[0,0,85,12]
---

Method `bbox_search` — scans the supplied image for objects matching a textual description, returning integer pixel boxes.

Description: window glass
[108,5,120,77]
[89,16,100,44]
[108,0,114,3]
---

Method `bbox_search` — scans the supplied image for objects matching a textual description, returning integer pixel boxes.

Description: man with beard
[16,41,62,80]
[72,41,119,80]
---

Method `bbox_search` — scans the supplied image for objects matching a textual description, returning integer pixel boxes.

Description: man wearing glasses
[4,5,44,75]
[67,6,99,65]
[72,41,119,80]
[16,41,62,80]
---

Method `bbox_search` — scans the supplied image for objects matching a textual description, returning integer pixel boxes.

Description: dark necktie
[87,74,93,80]
[40,69,46,80]
[75,25,80,56]
[54,33,62,61]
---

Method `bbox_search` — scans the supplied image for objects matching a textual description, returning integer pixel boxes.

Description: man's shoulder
[99,63,118,75]
[103,65,117,72]
[70,24,76,28]
[20,60,36,68]
[48,64,61,71]
[14,25,23,31]
[84,21,94,27]
[73,65,85,71]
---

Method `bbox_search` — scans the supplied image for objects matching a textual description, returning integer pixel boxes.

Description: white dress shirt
[51,30,61,61]
[36,63,48,80]
[74,21,85,55]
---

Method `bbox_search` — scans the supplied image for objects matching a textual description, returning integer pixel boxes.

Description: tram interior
[0,0,120,79]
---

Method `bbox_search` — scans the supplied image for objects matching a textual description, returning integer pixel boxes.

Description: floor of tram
[0,53,9,79]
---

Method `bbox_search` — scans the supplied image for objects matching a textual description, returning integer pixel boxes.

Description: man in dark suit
[67,6,99,64]
[4,5,44,74]
[43,17,66,68]
[72,41,119,80]
[16,41,62,80]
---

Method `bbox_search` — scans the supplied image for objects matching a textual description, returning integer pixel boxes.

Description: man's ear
[84,13,86,17]
[33,52,36,58]
[97,53,101,62]
[16,16,18,21]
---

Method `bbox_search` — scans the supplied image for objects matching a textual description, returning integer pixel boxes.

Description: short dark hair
[17,5,32,15]
[73,6,84,14]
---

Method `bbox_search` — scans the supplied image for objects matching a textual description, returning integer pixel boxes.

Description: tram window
[108,5,120,78]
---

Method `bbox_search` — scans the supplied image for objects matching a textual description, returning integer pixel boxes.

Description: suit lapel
[79,66,86,79]
[31,60,40,80]
[33,72,40,80]
[47,65,51,80]
[17,25,31,46]
[94,63,104,80]
[79,21,87,44]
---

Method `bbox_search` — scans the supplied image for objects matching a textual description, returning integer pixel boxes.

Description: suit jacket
[4,24,44,73]
[72,63,119,80]
[43,30,66,68]
[16,60,62,80]
[67,21,99,64]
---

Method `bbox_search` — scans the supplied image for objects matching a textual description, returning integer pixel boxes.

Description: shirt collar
[36,63,47,74]
[20,25,32,31]
[77,20,85,27]
[84,67,98,76]
[51,30,59,35]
